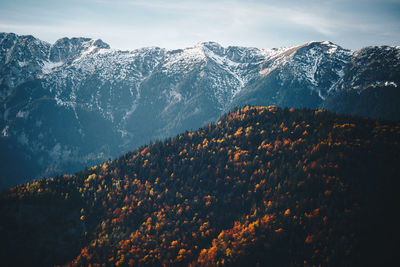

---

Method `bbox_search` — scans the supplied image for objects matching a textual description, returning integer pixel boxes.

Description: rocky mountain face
[320,46,400,118]
[0,32,399,189]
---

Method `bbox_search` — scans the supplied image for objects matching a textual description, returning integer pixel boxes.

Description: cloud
[286,11,335,36]
[0,0,398,50]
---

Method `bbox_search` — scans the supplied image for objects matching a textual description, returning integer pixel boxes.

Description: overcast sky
[0,0,399,50]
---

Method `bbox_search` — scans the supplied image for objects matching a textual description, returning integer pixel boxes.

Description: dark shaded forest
[1,106,399,266]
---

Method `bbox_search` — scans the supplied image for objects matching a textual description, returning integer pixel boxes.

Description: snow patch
[259,46,299,76]
[73,45,98,62]
[42,60,64,74]
[384,81,397,87]
[258,46,297,60]
[203,47,246,97]
[366,81,398,89]
[16,110,29,119]
[327,45,338,54]
[2,125,9,137]
[18,61,29,67]
[162,45,205,73]
[170,90,183,102]
[304,48,322,86]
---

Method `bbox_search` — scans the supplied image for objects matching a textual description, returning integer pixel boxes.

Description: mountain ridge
[1,32,399,189]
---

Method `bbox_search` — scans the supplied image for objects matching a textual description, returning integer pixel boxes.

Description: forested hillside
[1,106,399,266]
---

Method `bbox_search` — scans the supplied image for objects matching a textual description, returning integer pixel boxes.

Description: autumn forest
[1,106,399,266]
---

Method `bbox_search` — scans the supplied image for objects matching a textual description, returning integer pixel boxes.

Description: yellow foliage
[226,248,232,257]
[234,127,243,137]
[102,162,108,171]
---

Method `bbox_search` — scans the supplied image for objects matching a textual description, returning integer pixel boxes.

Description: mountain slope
[321,45,400,119]
[1,106,399,266]
[1,33,399,189]
[229,41,352,109]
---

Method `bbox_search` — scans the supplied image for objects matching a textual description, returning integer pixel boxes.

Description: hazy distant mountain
[0,32,399,188]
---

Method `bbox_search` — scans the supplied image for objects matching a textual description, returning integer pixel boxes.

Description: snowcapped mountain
[0,32,399,189]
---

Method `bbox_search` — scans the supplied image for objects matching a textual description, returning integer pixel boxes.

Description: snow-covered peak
[162,44,206,73]
[258,44,304,76]
[2,32,396,109]
[197,41,222,48]
[197,41,224,55]
[52,37,109,49]
[48,37,110,63]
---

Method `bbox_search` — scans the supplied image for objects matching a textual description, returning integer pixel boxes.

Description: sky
[0,0,399,50]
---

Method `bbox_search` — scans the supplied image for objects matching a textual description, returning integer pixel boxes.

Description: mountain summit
[1,33,399,188]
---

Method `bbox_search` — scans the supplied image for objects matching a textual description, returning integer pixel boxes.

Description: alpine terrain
[1,32,399,188]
